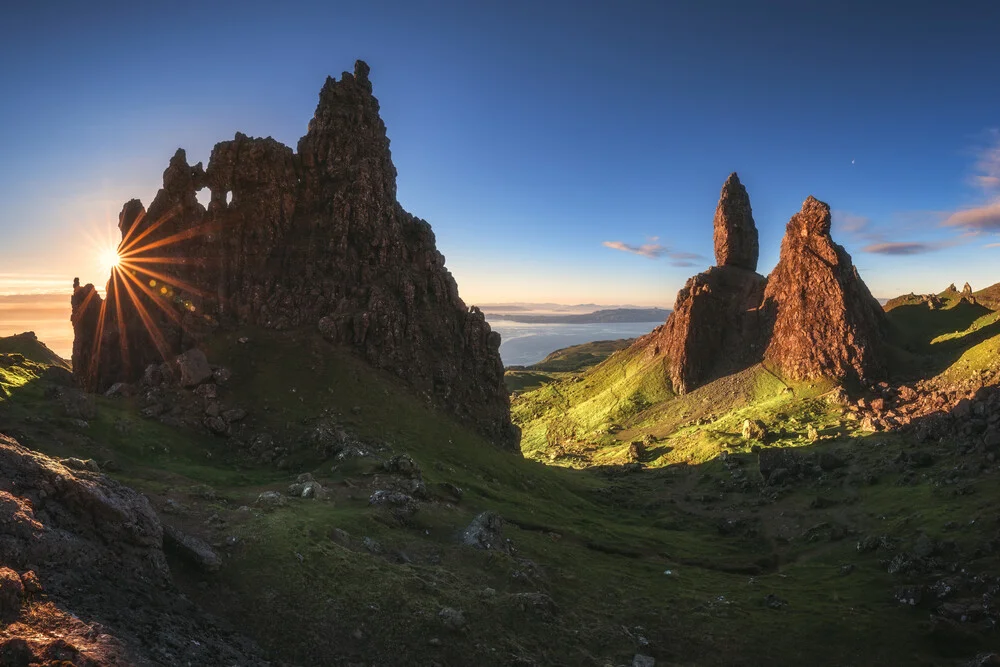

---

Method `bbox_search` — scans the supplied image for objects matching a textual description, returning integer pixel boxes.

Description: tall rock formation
[713,173,759,271]
[636,180,887,394]
[71,61,518,451]
[641,173,767,393]
[762,196,887,383]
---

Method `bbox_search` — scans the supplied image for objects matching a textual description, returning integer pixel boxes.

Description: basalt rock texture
[0,433,265,665]
[713,173,759,271]
[71,61,518,451]
[762,196,888,383]
[637,181,887,393]
[638,174,767,393]
[650,266,768,393]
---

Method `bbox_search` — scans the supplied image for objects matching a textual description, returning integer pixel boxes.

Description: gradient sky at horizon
[2,0,1000,309]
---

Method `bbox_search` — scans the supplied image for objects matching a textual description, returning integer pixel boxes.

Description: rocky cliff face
[0,433,265,665]
[638,180,886,393]
[71,61,518,451]
[652,266,767,393]
[640,173,768,393]
[762,196,887,383]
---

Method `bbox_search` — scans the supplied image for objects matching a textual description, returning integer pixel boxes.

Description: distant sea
[488,320,662,367]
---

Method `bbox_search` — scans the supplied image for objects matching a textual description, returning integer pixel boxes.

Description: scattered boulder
[58,457,100,473]
[288,479,325,499]
[742,419,768,442]
[174,348,213,387]
[438,607,466,631]
[256,490,287,507]
[163,524,222,572]
[758,447,801,483]
[384,453,420,477]
[461,511,510,553]
[0,568,24,621]
[627,441,645,462]
[103,382,132,398]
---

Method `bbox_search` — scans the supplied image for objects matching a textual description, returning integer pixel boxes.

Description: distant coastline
[484,307,670,324]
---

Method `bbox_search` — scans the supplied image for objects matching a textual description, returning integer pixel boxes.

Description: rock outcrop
[637,181,887,393]
[762,196,887,383]
[652,266,768,393]
[638,173,767,393]
[0,433,264,665]
[71,61,518,451]
[713,172,759,271]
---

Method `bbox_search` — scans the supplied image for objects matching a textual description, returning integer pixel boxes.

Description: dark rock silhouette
[713,172,759,271]
[762,196,887,383]
[71,61,518,451]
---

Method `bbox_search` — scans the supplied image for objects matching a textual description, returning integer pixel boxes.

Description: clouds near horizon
[602,238,707,267]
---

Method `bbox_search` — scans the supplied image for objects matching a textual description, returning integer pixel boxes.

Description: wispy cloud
[971,129,1000,193]
[944,130,1000,233]
[602,236,706,265]
[862,241,952,256]
[943,201,1000,231]
[602,240,668,259]
[985,242,1000,248]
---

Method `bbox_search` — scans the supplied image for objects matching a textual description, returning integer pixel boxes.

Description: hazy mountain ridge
[486,307,670,324]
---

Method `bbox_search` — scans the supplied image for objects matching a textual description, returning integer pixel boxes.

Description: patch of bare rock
[0,433,266,666]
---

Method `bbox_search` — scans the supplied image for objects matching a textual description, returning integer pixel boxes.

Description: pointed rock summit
[71,61,519,451]
[636,181,887,393]
[713,173,759,271]
[641,174,767,393]
[762,196,887,383]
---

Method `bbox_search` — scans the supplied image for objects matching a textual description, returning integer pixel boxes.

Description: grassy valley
[4,289,1000,664]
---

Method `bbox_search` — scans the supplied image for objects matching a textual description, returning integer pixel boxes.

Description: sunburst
[79,203,216,385]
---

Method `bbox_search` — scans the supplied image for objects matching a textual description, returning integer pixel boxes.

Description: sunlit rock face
[638,173,768,393]
[713,172,759,271]
[762,196,888,383]
[633,182,887,393]
[71,60,519,451]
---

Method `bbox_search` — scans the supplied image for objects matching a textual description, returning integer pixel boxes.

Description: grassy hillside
[3,325,1000,665]
[974,281,1000,310]
[504,339,634,393]
[0,331,69,367]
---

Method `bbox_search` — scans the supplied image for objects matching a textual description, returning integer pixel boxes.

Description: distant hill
[504,338,634,392]
[975,282,1000,310]
[487,308,670,324]
[0,331,69,368]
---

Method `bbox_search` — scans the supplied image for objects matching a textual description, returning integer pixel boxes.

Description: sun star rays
[82,205,220,384]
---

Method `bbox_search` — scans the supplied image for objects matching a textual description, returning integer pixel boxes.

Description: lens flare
[98,246,122,274]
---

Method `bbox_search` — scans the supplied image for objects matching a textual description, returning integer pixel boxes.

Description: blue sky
[2,0,1000,307]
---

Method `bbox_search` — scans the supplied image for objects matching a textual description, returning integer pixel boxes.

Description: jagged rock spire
[70,61,519,452]
[762,196,887,383]
[713,172,759,271]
